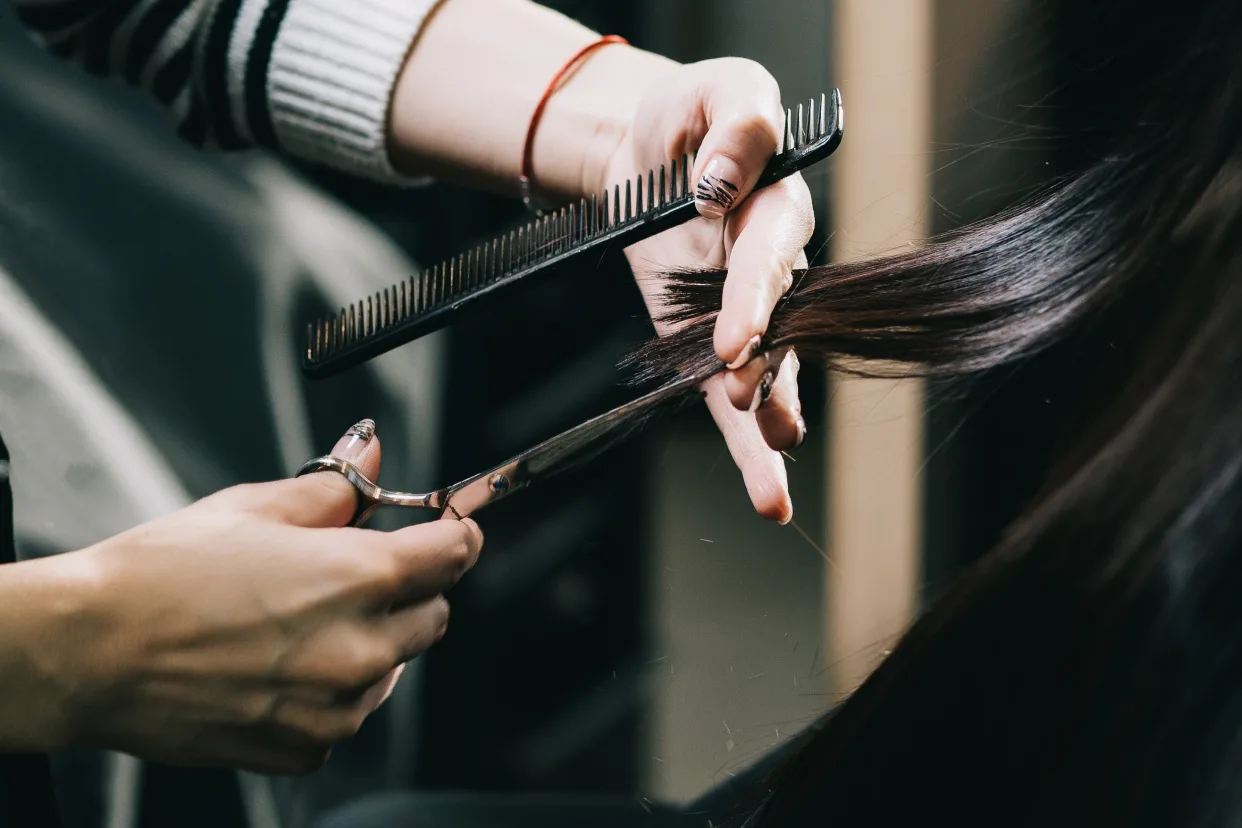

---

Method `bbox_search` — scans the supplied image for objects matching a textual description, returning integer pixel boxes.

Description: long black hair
[626,0,1242,824]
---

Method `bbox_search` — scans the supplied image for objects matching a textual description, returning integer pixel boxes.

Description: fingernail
[727,334,762,370]
[695,157,741,219]
[333,419,375,461]
[749,368,778,413]
[794,416,807,449]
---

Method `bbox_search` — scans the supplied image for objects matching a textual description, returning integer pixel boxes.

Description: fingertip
[749,477,793,524]
[440,512,483,544]
[717,325,761,370]
[755,350,804,451]
[740,451,791,524]
[776,494,794,526]
[724,347,789,412]
[460,518,484,563]
[328,419,383,480]
[722,357,769,410]
[353,436,382,480]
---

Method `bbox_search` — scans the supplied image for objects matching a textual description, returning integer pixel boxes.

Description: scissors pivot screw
[488,473,510,493]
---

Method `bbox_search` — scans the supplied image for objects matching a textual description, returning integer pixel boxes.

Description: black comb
[303,88,843,379]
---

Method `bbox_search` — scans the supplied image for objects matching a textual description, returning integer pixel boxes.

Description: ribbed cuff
[266,0,437,186]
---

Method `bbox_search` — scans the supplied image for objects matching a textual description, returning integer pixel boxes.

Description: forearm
[389,0,679,199]
[0,554,102,752]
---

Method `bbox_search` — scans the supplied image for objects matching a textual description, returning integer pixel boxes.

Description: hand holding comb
[302,89,843,379]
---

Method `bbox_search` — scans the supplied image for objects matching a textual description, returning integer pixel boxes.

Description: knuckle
[431,596,451,640]
[758,182,815,255]
[774,261,796,296]
[789,175,815,215]
[355,550,404,596]
[722,110,782,149]
[404,597,451,660]
[778,177,816,237]
[731,60,783,120]
[333,638,398,689]
[242,692,282,728]
[729,57,779,89]
[441,528,475,579]
[303,472,354,514]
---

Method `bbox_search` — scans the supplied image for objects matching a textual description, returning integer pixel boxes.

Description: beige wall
[824,0,933,698]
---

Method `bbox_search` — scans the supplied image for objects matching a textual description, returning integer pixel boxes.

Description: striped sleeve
[10,0,438,185]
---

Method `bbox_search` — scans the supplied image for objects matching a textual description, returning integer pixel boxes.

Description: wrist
[0,551,110,751]
[529,43,679,201]
[386,0,678,198]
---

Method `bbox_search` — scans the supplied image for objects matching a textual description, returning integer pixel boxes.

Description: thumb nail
[695,157,742,220]
[332,419,375,461]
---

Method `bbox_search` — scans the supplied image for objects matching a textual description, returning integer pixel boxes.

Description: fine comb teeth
[303,88,844,379]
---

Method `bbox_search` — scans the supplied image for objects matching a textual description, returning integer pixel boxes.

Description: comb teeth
[305,89,844,373]
[782,94,829,153]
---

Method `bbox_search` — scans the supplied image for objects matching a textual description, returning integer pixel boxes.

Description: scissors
[296,360,725,527]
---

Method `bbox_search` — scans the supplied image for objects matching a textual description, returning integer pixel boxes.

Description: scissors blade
[439,362,724,518]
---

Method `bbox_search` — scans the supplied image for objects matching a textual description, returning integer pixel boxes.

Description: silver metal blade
[440,362,723,517]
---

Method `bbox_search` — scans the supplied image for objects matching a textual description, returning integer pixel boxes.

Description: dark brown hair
[623,1,1242,824]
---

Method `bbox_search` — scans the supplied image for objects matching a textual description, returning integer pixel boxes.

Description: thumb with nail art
[294,418,385,527]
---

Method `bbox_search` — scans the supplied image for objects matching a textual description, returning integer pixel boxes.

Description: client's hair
[627,0,1242,824]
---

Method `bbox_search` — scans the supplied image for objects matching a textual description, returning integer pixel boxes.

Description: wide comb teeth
[305,89,843,376]
[783,91,831,154]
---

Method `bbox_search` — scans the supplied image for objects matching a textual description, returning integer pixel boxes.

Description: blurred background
[0,0,1100,825]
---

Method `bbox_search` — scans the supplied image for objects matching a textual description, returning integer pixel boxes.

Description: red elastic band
[520,34,629,213]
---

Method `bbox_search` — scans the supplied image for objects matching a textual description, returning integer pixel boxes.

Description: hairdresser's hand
[603,58,812,523]
[53,421,481,774]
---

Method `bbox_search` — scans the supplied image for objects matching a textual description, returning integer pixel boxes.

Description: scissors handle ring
[296,455,439,527]
[296,455,383,526]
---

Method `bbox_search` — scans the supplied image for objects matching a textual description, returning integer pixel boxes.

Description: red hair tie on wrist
[520,34,629,215]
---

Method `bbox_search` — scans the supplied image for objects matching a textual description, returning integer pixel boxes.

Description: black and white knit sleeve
[10,0,439,184]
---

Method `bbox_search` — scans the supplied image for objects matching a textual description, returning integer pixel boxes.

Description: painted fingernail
[749,368,778,413]
[727,334,762,370]
[794,416,807,449]
[695,157,741,219]
[333,419,375,460]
